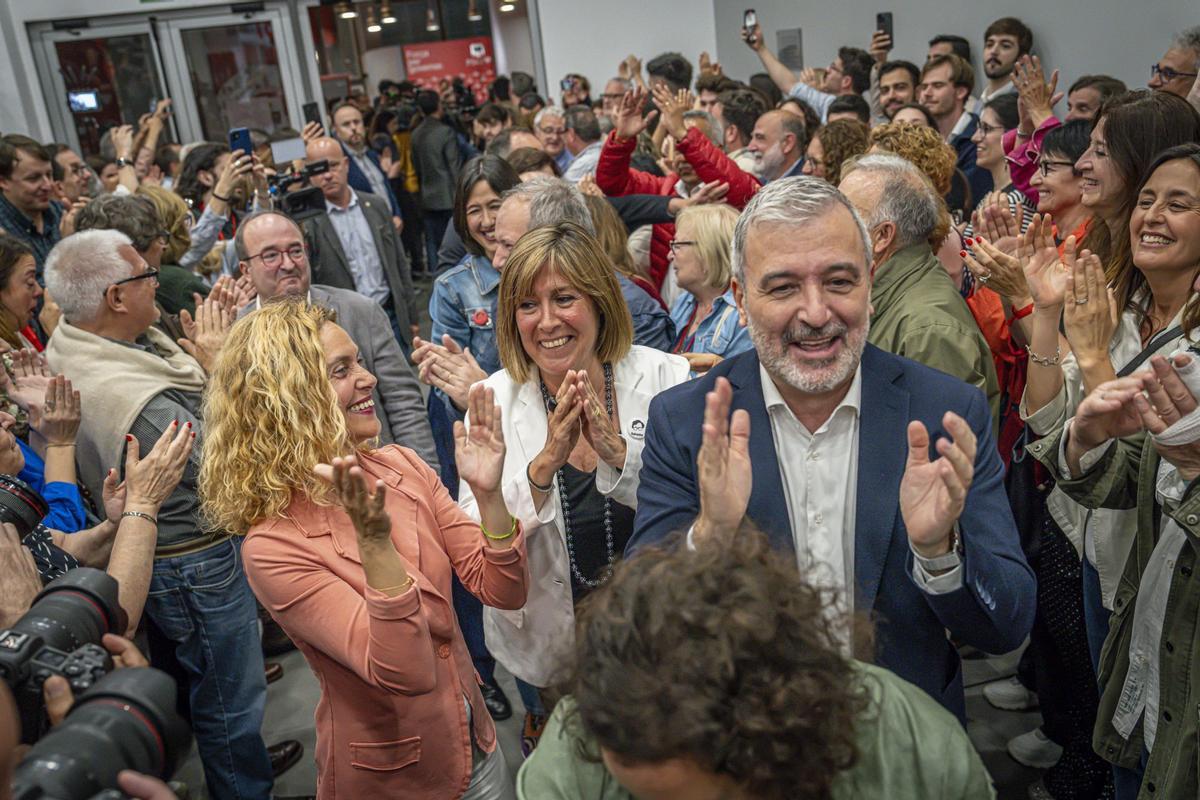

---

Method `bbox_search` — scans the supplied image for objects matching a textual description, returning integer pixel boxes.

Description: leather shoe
[480,680,511,721]
[269,740,303,777]
[265,661,284,685]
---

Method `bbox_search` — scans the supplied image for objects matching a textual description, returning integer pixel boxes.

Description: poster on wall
[402,37,495,104]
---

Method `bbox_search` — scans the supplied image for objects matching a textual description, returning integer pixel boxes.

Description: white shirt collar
[325,191,359,214]
[758,361,863,433]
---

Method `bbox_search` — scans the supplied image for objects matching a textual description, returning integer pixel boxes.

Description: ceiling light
[425,3,440,31]
[499,2,515,10]
[380,2,396,23]
[467,0,482,21]
[336,2,358,20]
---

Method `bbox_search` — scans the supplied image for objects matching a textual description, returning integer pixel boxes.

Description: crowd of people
[2,12,1200,800]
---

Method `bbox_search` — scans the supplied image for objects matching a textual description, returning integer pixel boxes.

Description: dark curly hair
[814,119,870,186]
[571,528,867,800]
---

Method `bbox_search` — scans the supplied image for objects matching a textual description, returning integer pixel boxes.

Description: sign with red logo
[402,37,495,105]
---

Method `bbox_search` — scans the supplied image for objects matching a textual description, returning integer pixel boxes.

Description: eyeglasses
[669,240,696,254]
[246,244,308,269]
[1151,63,1199,82]
[976,122,1004,136]
[538,126,566,136]
[110,268,160,290]
[1038,159,1078,177]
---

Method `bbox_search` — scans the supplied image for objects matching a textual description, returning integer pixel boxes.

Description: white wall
[491,0,535,79]
[533,0,717,105]
[712,0,1193,99]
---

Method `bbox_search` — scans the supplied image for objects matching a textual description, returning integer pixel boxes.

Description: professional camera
[0,568,128,743]
[267,159,330,222]
[0,474,50,538]
[10,667,192,800]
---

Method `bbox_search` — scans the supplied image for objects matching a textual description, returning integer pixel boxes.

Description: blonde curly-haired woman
[200,301,529,800]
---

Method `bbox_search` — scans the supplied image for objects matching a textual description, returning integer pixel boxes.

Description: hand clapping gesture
[314,455,392,544]
[178,288,234,373]
[962,235,1030,303]
[651,84,694,141]
[455,384,507,496]
[537,372,583,472]
[1011,55,1062,128]
[694,377,751,543]
[105,420,196,522]
[574,372,626,469]
[411,334,488,411]
[29,375,81,447]
[1133,355,1200,480]
[1021,214,1071,310]
[613,88,657,142]
[899,413,977,557]
[1062,246,1118,369]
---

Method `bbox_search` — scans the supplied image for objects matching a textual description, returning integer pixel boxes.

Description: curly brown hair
[814,119,870,186]
[571,528,867,800]
[867,122,955,195]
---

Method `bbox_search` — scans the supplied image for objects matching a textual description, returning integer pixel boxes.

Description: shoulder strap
[1116,325,1185,377]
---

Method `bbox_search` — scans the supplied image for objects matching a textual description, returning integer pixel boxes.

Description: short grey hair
[534,107,565,127]
[563,105,601,143]
[503,176,596,235]
[45,230,135,324]
[731,176,870,283]
[234,209,303,261]
[849,154,940,250]
[682,110,722,147]
[1175,26,1200,64]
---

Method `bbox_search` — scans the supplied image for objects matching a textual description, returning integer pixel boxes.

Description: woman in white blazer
[458,221,689,750]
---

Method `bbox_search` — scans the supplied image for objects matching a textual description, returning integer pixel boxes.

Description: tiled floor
[173,643,1048,799]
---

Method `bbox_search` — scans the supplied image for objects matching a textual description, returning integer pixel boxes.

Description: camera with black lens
[0,474,50,539]
[268,159,330,222]
[10,667,192,800]
[0,568,128,743]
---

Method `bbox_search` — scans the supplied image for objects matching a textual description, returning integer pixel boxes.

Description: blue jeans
[515,678,545,717]
[1081,557,1145,800]
[145,538,272,800]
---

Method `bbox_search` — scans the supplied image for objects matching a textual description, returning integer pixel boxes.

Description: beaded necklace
[539,363,615,588]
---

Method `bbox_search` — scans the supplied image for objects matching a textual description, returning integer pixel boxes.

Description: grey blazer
[410,116,463,211]
[301,191,418,335]
[237,285,439,470]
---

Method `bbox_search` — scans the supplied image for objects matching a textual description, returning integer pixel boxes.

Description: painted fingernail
[125,434,133,442]
[186,421,192,429]
[959,251,967,258]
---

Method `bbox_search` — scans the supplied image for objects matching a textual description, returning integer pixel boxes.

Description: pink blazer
[242,446,528,799]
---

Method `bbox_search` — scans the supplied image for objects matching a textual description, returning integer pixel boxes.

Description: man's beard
[748,315,868,394]
[760,142,785,181]
[984,60,1012,80]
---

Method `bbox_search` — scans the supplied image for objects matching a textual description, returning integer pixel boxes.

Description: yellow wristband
[481,517,517,541]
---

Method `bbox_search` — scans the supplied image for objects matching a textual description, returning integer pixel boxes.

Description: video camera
[267,159,330,222]
[10,667,192,800]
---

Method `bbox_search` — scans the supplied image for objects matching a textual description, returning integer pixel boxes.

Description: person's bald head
[305,136,351,205]
[235,210,311,300]
[747,110,806,182]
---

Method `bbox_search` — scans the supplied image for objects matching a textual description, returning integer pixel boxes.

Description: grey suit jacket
[410,116,462,211]
[237,285,439,470]
[301,191,418,335]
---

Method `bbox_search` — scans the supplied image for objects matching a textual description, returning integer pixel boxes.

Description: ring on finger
[1074,297,1088,305]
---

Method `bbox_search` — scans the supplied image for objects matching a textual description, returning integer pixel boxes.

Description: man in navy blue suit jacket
[627,176,1034,721]
[330,101,402,218]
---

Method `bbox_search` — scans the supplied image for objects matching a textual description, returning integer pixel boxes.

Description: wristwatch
[115,157,131,169]
[913,524,964,573]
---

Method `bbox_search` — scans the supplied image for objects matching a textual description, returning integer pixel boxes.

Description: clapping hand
[537,371,583,472]
[698,51,723,78]
[574,371,626,469]
[1062,246,1118,370]
[411,334,487,411]
[972,193,1025,257]
[178,289,234,373]
[1,349,54,414]
[29,375,81,446]
[613,88,657,141]
[1133,355,1200,480]
[694,377,751,543]
[106,420,195,522]
[899,413,977,558]
[313,455,392,544]
[455,384,506,495]
[1011,55,1062,127]
[1021,214,1070,310]
[962,235,1030,303]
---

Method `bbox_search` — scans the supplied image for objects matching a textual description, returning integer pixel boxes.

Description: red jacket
[596,128,761,289]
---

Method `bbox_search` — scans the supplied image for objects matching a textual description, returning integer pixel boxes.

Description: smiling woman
[0,234,44,350]
[462,221,689,747]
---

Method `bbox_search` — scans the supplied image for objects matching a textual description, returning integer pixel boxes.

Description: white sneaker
[1008,728,1063,770]
[983,676,1039,711]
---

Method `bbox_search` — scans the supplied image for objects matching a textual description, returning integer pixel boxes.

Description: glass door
[160,8,310,143]
[31,23,168,155]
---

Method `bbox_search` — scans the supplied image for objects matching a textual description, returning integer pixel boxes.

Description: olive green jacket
[1029,429,1200,799]
[516,663,995,800]
[868,244,1000,423]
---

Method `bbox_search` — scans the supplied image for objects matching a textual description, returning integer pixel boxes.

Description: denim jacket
[429,255,501,421]
[669,288,751,358]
